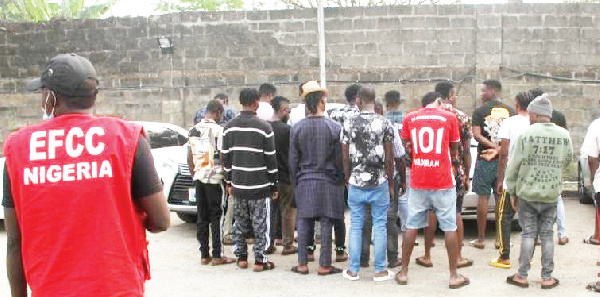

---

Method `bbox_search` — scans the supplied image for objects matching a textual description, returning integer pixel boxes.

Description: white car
[136,121,198,223]
[288,103,346,126]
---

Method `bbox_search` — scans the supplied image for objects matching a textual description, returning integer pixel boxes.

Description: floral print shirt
[442,103,472,197]
[327,104,360,127]
[341,111,394,188]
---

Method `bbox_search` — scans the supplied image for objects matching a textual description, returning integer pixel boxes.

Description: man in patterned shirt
[415,82,473,269]
[341,87,395,282]
[193,93,236,126]
[328,83,361,126]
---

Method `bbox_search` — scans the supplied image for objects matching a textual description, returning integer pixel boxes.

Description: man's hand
[226,185,232,196]
[272,191,279,200]
[495,179,503,197]
[510,195,518,212]
[480,148,499,161]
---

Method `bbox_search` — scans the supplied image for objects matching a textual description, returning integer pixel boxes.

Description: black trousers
[497,191,515,260]
[196,181,225,259]
[298,217,333,266]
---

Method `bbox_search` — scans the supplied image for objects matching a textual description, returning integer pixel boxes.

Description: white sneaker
[373,270,395,282]
[342,269,360,281]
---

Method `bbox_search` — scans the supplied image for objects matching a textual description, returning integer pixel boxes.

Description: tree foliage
[154,0,244,12]
[0,0,118,22]
[277,0,455,9]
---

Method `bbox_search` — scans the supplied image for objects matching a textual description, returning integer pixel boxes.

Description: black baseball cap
[25,53,98,97]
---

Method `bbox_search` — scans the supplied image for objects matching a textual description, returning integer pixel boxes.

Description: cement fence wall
[1,3,599,161]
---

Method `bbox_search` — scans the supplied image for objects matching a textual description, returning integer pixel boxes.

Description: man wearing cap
[3,53,170,297]
[505,94,572,289]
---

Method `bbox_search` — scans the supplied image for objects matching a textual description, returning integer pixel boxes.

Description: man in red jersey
[396,92,469,289]
[3,53,170,297]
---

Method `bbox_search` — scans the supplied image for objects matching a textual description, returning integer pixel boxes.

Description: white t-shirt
[581,118,600,193]
[497,114,530,188]
[256,101,274,121]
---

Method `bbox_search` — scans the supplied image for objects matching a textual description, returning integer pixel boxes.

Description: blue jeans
[348,181,390,274]
[556,196,566,238]
[517,199,556,279]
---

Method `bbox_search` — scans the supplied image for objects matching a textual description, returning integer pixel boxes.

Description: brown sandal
[253,261,275,272]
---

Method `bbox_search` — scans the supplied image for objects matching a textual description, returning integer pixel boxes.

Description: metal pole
[317,0,326,88]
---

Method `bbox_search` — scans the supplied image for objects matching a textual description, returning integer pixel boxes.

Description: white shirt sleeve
[581,119,600,158]
[256,102,274,121]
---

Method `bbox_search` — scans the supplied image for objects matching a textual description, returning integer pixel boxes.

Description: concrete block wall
[1,3,599,158]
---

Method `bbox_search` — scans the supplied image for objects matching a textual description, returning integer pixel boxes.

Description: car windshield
[137,122,188,149]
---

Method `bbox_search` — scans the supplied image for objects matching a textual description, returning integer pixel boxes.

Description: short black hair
[239,88,260,106]
[515,91,533,110]
[214,93,228,101]
[374,100,383,114]
[421,92,442,107]
[272,96,290,112]
[529,88,544,99]
[57,79,97,109]
[384,90,401,106]
[359,87,375,104]
[483,80,502,92]
[305,91,326,114]
[259,83,276,96]
[435,81,454,99]
[345,83,362,103]
[206,99,224,113]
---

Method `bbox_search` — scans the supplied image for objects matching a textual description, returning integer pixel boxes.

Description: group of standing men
[187,78,579,290]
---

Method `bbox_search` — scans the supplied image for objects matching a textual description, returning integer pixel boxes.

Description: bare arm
[395,156,406,192]
[5,208,27,297]
[187,146,194,177]
[495,139,510,194]
[138,192,170,233]
[472,125,499,151]
[342,143,351,185]
[590,156,599,187]
[384,142,395,199]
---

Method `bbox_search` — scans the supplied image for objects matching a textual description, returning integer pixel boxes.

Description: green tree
[277,0,458,9]
[154,0,244,12]
[0,0,118,22]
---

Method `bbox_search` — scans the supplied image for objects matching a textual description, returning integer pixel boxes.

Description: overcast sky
[103,0,566,18]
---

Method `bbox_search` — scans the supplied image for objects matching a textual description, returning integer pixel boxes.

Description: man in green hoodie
[504,94,572,290]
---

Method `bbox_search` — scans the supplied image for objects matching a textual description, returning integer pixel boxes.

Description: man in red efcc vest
[2,53,170,297]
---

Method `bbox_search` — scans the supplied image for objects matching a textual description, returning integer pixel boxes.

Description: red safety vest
[3,113,149,297]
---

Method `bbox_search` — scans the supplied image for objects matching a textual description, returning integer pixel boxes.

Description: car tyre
[177,213,198,224]
[579,161,594,205]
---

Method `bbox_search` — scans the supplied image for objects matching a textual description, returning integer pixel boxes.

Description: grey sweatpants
[233,196,271,263]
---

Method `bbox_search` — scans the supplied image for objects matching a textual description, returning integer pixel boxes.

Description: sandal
[558,237,569,245]
[253,261,275,272]
[449,275,470,289]
[415,257,433,268]
[584,235,599,245]
[587,282,600,292]
[395,273,408,285]
[468,240,485,249]
[236,258,248,269]
[457,258,473,269]
[317,266,342,276]
[506,274,529,288]
[291,265,309,275]
[541,277,559,290]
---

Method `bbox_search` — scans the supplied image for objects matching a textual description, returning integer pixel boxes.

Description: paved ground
[1,196,599,296]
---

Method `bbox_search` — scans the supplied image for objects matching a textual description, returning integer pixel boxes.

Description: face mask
[41,91,56,120]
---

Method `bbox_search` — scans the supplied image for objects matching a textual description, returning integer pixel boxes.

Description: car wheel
[177,213,198,224]
[579,161,594,205]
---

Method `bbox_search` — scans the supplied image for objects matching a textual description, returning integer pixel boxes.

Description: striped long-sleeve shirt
[222,111,278,199]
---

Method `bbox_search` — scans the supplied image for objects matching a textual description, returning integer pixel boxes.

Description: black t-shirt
[270,120,291,184]
[471,99,514,153]
[551,110,567,129]
[2,136,163,208]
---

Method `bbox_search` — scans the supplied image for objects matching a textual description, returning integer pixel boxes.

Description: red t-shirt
[401,107,460,189]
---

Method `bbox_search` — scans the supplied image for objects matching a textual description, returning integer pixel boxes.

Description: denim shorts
[406,187,457,232]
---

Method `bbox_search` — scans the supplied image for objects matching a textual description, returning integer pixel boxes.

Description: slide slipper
[317,266,342,276]
[449,275,470,289]
[291,266,309,275]
[541,278,559,290]
[506,274,529,288]
[415,257,433,268]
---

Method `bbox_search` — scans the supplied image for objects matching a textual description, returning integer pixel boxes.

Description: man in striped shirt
[222,88,279,272]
